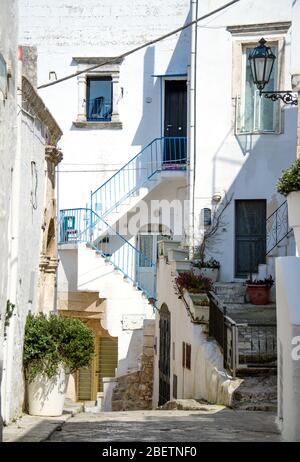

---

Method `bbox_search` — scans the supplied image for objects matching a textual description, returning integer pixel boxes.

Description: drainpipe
[188,0,198,260]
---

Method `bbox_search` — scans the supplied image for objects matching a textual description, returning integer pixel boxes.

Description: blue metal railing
[59,208,156,301]
[266,200,292,255]
[90,136,187,218]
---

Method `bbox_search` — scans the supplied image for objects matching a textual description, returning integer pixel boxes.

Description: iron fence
[209,294,277,377]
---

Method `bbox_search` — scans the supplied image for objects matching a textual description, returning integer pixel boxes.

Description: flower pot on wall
[246,284,270,305]
[27,364,69,417]
[287,191,300,254]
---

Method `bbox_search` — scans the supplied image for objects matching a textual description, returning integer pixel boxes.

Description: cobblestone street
[46,409,281,442]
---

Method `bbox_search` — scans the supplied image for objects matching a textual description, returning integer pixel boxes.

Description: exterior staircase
[59,136,187,303]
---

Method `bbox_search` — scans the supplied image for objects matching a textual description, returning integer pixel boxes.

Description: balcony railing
[86,97,112,121]
[266,200,292,255]
[91,136,187,218]
[59,208,156,301]
[209,293,277,377]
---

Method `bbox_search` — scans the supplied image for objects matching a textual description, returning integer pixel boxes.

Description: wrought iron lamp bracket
[260,90,298,106]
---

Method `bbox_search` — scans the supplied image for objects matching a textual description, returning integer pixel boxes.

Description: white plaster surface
[191,0,296,281]
[153,254,239,407]
[276,256,300,442]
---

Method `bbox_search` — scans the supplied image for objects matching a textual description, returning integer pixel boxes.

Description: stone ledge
[73,121,123,129]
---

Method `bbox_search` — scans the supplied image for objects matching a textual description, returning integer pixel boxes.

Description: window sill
[73,121,123,129]
[235,130,282,136]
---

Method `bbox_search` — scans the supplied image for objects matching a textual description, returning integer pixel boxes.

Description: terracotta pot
[246,284,270,305]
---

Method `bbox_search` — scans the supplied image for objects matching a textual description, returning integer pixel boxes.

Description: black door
[158,304,171,406]
[235,200,266,278]
[164,80,187,164]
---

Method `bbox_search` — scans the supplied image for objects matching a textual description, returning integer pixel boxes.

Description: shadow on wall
[198,104,298,280]
[132,11,191,147]
[117,327,144,375]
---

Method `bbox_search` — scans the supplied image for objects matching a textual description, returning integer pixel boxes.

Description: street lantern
[249,38,276,93]
[248,37,298,106]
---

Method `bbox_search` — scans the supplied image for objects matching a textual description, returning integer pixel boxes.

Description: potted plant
[23,313,94,417]
[193,258,220,282]
[245,276,274,305]
[175,271,213,295]
[277,158,300,254]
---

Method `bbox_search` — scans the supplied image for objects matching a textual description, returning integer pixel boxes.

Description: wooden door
[164,80,187,163]
[235,200,266,278]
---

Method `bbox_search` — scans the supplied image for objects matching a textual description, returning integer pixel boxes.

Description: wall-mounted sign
[0,53,8,98]
[122,314,145,330]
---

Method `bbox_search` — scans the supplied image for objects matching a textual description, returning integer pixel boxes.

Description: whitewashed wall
[153,254,238,407]
[1,103,48,423]
[192,0,296,281]
[19,0,191,210]
[0,0,19,437]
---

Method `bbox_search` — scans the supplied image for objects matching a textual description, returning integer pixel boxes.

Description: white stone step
[214,283,246,304]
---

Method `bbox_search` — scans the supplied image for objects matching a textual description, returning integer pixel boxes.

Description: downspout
[188,0,198,259]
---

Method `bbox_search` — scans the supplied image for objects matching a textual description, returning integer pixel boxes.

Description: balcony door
[164,80,187,163]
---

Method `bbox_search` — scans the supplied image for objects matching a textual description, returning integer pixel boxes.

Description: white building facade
[20,0,192,407]
[191,0,297,281]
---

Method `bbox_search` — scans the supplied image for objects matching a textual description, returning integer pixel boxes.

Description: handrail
[59,207,155,265]
[266,200,287,221]
[91,137,161,196]
[88,209,155,264]
[90,136,187,218]
[266,200,292,255]
[59,208,156,301]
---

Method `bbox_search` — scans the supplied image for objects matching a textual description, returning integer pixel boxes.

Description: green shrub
[277,158,300,196]
[23,313,95,381]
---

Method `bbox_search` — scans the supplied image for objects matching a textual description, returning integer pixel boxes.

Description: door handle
[166,124,172,127]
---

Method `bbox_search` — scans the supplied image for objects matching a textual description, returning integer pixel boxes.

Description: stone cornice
[45,145,63,166]
[73,57,124,65]
[227,21,291,36]
[39,255,59,274]
[22,76,63,145]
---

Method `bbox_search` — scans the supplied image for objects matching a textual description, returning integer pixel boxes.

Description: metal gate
[158,304,171,406]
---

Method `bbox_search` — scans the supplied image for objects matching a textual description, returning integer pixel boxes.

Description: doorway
[235,200,266,278]
[77,335,118,401]
[158,304,171,406]
[164,80,187,163]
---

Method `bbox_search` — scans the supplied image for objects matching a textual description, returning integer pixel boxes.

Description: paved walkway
[3,400,83,442]
[3,406,282,442]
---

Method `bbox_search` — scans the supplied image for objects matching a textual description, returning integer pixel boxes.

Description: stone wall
[112,320,155,411]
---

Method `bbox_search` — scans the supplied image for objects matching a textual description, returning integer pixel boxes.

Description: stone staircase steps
[231,375,277,412]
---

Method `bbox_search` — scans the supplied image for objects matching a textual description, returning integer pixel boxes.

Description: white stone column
[77,75,87,122]
[111,73,120,123]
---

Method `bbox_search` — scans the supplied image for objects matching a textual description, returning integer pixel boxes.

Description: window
[86,77,112,122]
[173,374,178,399]
[239,44,279,133]
[182,342,191,370]
[73,56,123,128]
[227,22,291,136]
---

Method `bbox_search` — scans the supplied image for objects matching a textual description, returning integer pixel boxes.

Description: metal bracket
[261,90,298,106]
